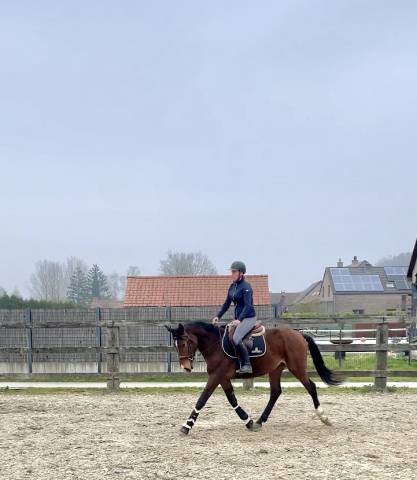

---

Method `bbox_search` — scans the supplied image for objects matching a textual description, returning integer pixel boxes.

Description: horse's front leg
[221,379,261,431]
[180,375,219,435]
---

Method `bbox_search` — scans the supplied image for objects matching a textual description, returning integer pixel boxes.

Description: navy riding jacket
[217,277,256,321]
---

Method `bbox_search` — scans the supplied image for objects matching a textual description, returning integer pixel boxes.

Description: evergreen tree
[67,267,90,306]
[87,264,110,299]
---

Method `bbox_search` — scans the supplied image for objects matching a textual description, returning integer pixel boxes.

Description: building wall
[410,260,417,317]
[318,301,335,314]
[321,271,334,301]
[333,293,411,314]
[412,283,417,318]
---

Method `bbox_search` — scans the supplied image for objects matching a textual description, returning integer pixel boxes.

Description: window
[386,282,395,288]
[353,309,365,315]
[327,285,331,297]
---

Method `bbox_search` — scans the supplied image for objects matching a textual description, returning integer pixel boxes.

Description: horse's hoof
[315,407,332,426]
[246,419,262,432]
[320,417,333,427]
[251,422,262,432]
[180,426,190,435]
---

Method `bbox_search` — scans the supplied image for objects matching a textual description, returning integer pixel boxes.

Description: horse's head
[165,323,198,372]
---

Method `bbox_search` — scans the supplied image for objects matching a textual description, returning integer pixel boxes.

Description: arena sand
[0,391,416,479]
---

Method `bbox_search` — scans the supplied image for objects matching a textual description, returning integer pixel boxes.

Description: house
[407,238,417,317]
[271,281,322,314]
[270,291,301,314]
[407,238,417,285]
[320,256,412,314]
[124,275,271,307]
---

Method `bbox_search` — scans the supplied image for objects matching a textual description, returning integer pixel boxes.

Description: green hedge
[0,294,79,309]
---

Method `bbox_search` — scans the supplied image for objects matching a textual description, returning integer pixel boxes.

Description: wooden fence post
[106,323,120,390]
[26,308,33,374]
[374,322,389,391]
[95,308,102,374]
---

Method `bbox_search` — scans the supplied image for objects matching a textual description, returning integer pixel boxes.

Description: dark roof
[270,281,322,306]
[270,292,301,305]
[326,265,412,294]
[295,281,322,304]
[407,238,417,280]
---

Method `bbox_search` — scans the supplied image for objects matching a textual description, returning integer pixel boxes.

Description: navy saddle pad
[221,326,266,359]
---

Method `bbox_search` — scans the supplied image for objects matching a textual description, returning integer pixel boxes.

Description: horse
[166,322,342,435]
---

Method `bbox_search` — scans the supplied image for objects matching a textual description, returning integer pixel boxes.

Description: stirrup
[236,364,253,374]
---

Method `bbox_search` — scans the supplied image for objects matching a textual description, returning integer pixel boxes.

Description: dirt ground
[0,391,416,480]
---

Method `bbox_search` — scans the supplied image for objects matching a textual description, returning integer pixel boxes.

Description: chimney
[351,255,359,266]
[337,258,343,268]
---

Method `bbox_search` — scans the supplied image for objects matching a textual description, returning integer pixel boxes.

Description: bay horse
[166,322,342,435]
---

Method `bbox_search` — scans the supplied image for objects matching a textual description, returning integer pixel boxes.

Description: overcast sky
[1,1,416,295]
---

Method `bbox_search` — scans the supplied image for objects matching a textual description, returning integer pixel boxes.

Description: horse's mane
[185,321,221,335]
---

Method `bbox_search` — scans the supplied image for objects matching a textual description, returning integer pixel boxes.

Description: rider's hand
[212,317,219,325]
[231,319,241,326]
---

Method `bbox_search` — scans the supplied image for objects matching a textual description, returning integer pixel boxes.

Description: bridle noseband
[175,334,196,363]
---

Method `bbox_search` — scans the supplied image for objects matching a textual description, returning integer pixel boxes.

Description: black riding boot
[235,341,252,374]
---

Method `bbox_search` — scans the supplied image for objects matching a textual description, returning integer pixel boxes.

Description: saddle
[227,320,265,343]
[222,322,266,360]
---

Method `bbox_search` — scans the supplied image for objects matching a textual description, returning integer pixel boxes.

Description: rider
[212,261,256,374]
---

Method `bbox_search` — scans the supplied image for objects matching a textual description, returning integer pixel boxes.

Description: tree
[107,272,122,299]
[160,251,217,276]
[28,257,89,302]
[87,264,110,299]
[11,287,22,298]
[67,267,90,306]
[28,260,66,301]
[375,252,411,267]
[119,265,141,297]
[0,286,6,297]
[64,257,88,290]
[127,265,141,276]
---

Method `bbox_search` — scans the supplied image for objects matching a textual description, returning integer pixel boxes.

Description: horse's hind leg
[221,379,260,431]
[255,365,284,426]
[287,359,332,426]
[304,378,332,426]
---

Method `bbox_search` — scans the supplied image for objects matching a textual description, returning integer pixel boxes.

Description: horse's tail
[302,333,343,386]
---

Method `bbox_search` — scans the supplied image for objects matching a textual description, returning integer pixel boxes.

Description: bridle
[175,334,196,363]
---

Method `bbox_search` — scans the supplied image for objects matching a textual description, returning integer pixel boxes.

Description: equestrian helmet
[230,261,246,274]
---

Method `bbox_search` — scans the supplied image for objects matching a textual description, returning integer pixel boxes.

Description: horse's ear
[164,325,173,333]
[178,323,185,334]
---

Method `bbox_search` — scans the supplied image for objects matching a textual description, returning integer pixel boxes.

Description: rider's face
[231,269,241,282]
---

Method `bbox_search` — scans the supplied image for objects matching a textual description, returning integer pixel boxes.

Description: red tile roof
[124,275,271,307]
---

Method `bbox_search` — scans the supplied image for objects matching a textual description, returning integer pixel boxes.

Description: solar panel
[330,268,350,276]
[393,278,412,290]
[330,270,384,292]
[383,267,412,290]
[384,266,408,276]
